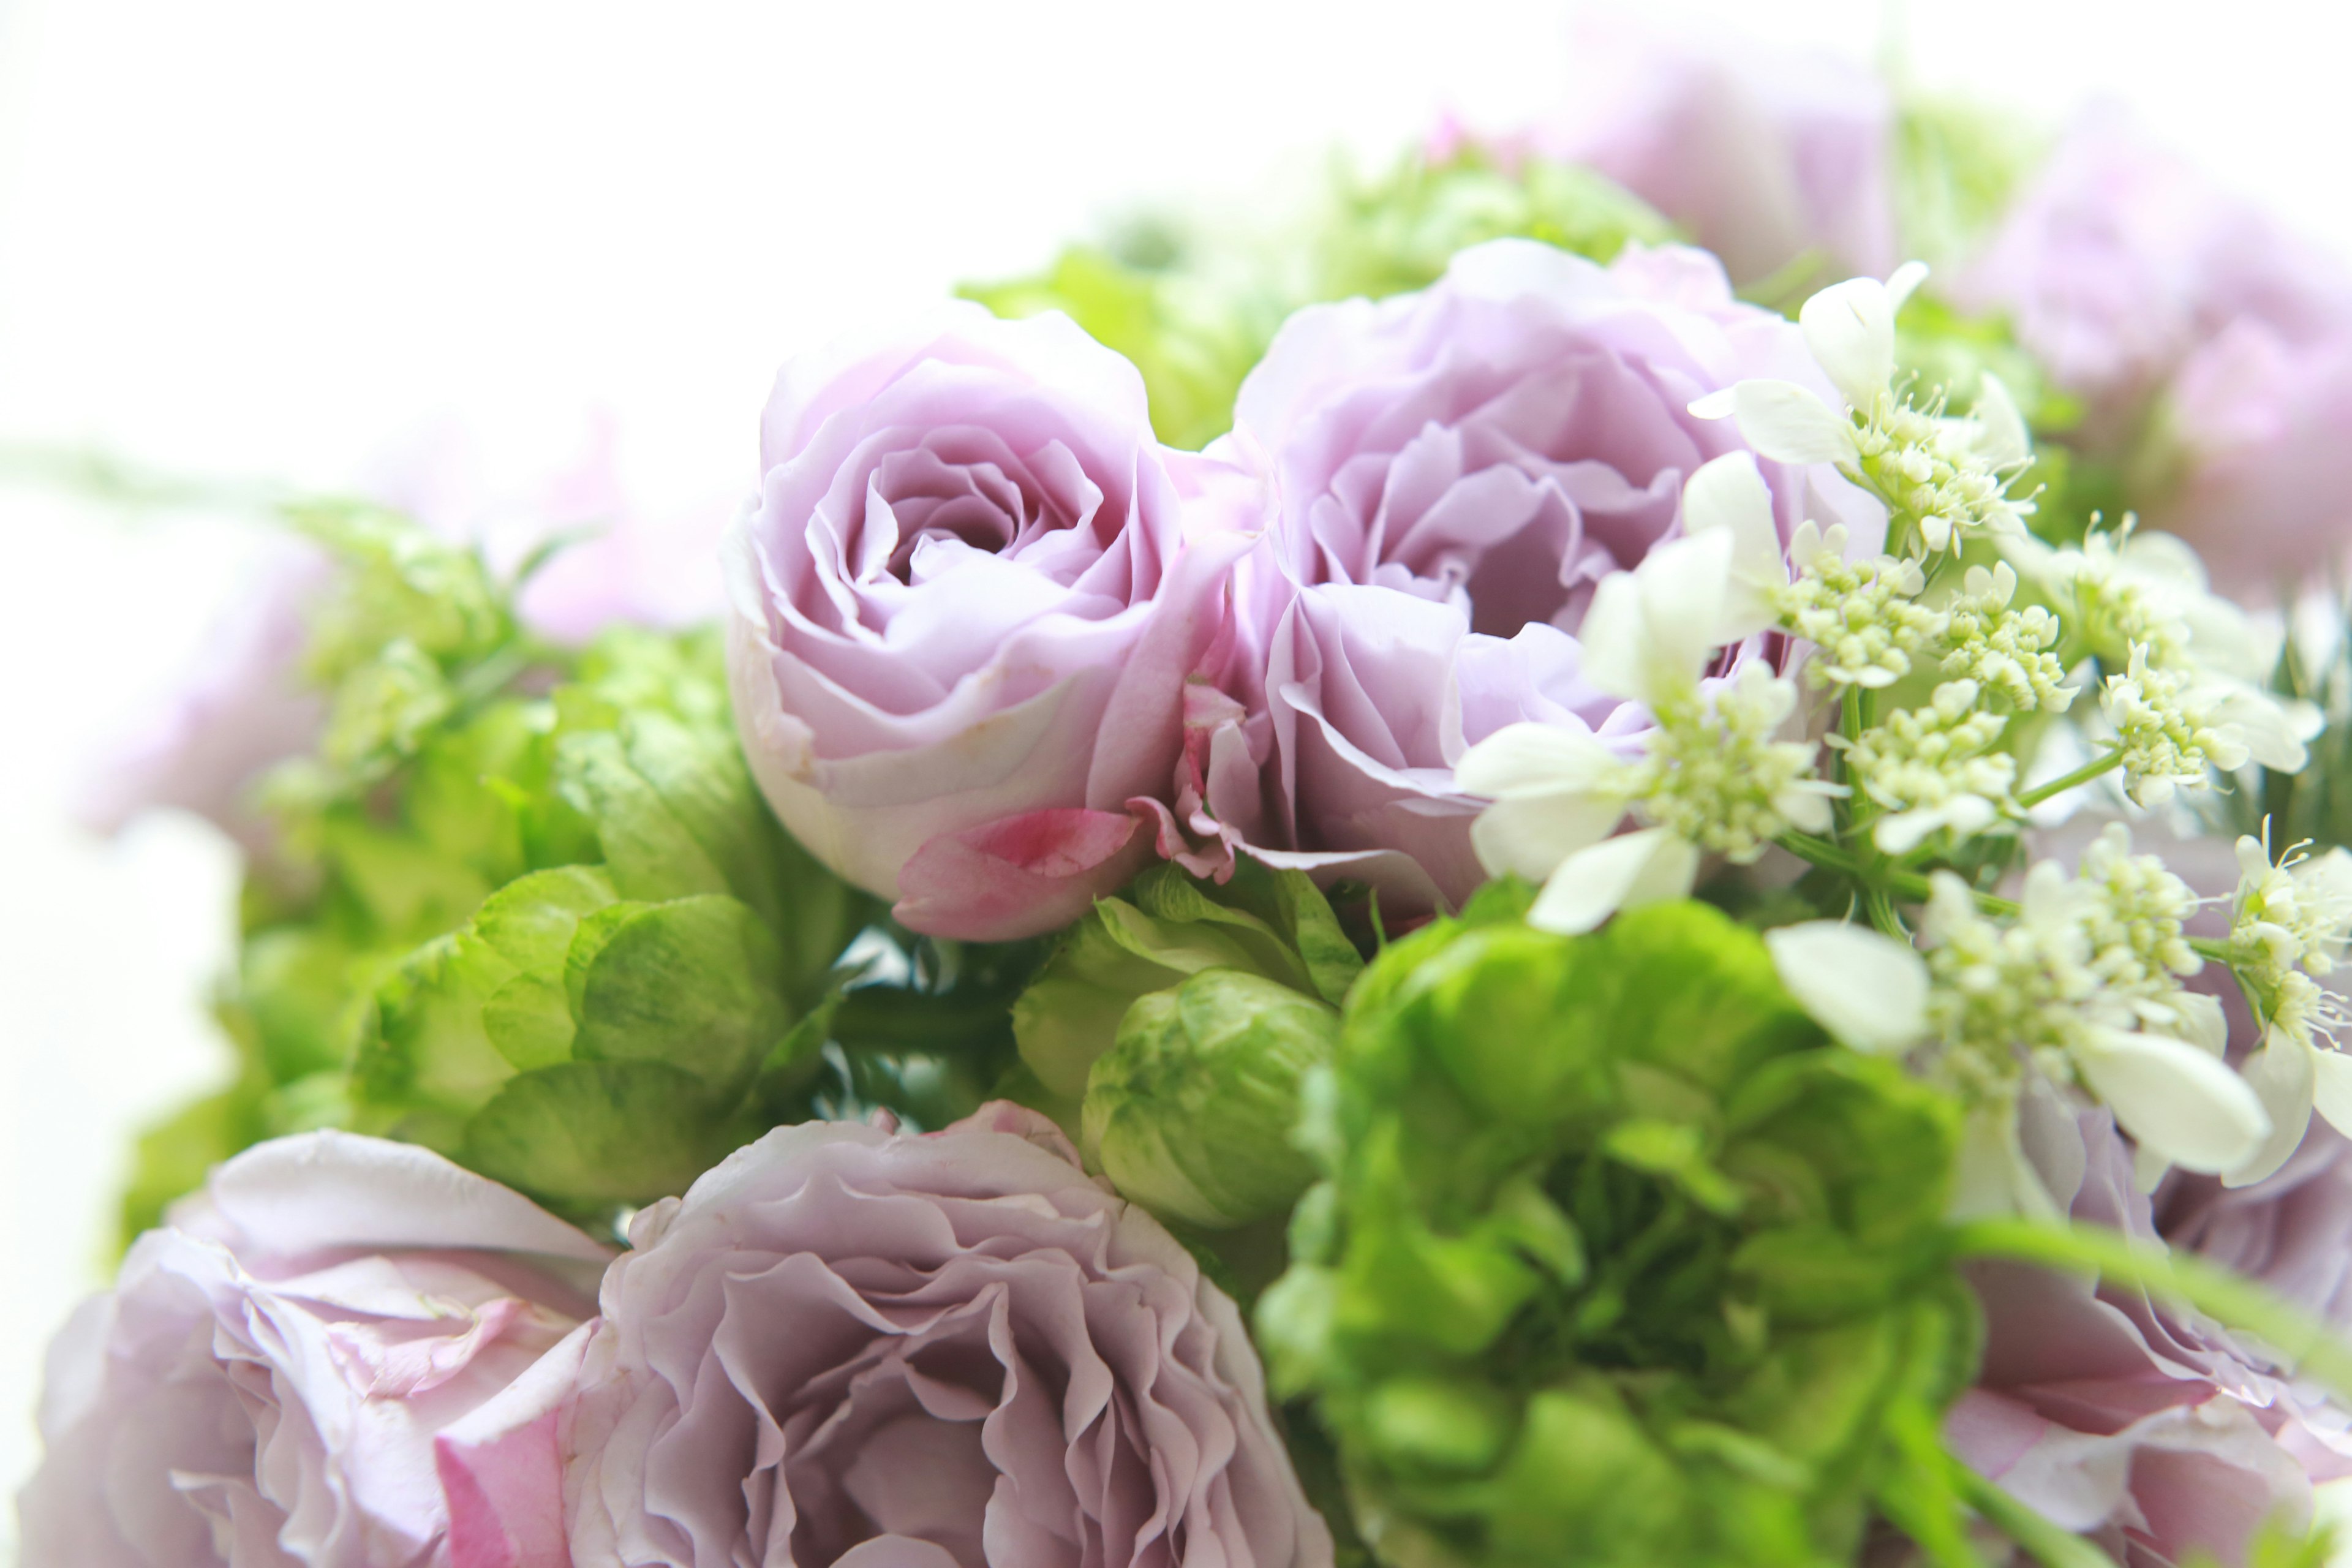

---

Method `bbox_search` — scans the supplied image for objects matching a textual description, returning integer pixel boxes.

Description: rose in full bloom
[725,304,1253,942]
[16,1131,610,1568]
[1512,13,1896,289]
[1956,110,2352,594]
[557,1102,1331,1568]
[1953,1097,2352,1565]
[1173,239,1875,913]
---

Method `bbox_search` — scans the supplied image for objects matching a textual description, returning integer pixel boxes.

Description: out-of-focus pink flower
[78,537,332,856]
[553,1103,1331,1568]
[80,418,734,851]
[724,304,1253,943]
[1956,109,2352,595]
[16,1131,609,1568]
[1161,239,1874,915]
[1955,1096,2352,1566]
[366,413,733,645]
[1515,13,1897,288]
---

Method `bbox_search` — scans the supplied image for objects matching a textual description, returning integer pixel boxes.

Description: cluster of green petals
[1258,894,1981,1568]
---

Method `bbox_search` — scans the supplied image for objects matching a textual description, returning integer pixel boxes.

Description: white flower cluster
[1453,260,2340,1217]
[2223,833,2352,1185]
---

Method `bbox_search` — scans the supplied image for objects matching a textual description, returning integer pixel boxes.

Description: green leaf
[568,895,790,1093]
[460,1060,728,1204]
[349,935,515,1145]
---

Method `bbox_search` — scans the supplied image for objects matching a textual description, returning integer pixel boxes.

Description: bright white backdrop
[4,0,2350,1551]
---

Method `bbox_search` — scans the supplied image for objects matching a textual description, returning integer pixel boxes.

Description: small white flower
[1765,921,1929,1054]
[1693,265,2030,560]
[1840,679,2016,854]
[2221,834,2352,1186]
[1919,855,2270,1182]
[1457,467,1838,935]
[1939,561,2074,714]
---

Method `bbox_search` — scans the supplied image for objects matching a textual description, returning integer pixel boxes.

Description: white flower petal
[1948,1096,2061,1221]
[2311,1049,2352,1140]
[1726,380,1860,466]
[2131,1140,2171,1194]
[1468,791,1627,882]
[1678,452,1787,639]
[1526,827,1700,936]
[1885,260,1931,311]
[1453,722,1621,798]
[1686,388,1738,421]
[1972,372,2030,469]
[1765,921,1929,1054]
[1578,531,1732,703]
[2224,1027,2316,1188]
[2169,990,2229,1056]
[1799,278,1897,409]
[2075,1028,2271,1177]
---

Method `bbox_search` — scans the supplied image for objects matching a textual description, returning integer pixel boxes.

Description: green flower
[1084,968,1338,1229]
[1012,859,1361,1113]
[1257,895,1981,1568]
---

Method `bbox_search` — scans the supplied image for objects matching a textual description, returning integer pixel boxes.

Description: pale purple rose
[556,1102,1331,1568]
[1954,1097,2352,1566]
[1164,239,1875,914]
[16,1131,610,1568]
[1512,13,1896,288]
[724,304,1253,943]
[1956,109,2352,594]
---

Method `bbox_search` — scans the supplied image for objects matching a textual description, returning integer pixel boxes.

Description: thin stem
[1776,832,2019,918]
[1946,1460,2116,1568]
[2015,749,2125,810]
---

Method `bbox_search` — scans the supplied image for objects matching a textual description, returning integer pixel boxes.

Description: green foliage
[1890,95,2047,274]
[1012,859,1363,1106]
[119,514,895,1237]
[1257,900,1985,1568]
[961,238,1278,453]
[1084,968,1338,1229]
[963,148,1667,450]
[1310,146,1671,306]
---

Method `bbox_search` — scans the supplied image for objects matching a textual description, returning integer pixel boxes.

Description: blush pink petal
[18,1134,609,1568]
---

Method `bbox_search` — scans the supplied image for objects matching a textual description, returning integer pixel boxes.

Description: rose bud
[1083,967,1339,1230]
[725,304,1255,943]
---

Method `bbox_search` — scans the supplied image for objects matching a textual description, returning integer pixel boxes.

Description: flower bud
[1083,968,1337,1229]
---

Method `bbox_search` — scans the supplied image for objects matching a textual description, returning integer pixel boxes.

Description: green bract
[1012,860,1362,1110]
[1258,896,1982,1568]
[1084,968,1338,1230]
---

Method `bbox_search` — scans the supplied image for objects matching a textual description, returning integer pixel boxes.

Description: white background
[2,0,2349,1551]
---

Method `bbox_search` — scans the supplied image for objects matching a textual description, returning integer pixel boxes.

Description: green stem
[1775,832,2019,918]
[1946,1460,2116,1568]
[2015,750,2125,810]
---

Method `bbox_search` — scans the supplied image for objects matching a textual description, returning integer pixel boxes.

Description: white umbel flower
[1691,263,2030,557]
[2224,834,2352,1186]
[1457,462,1836,935]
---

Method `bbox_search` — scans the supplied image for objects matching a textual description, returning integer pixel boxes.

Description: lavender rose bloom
[1954,1095,2352,1566]
[1175,239,1875,913]
[725,306,1251,943]
[1518,13,1897,288]
[1956,110,2352,594]
[17,1132,609,1568]
[559,1102,1330,1568]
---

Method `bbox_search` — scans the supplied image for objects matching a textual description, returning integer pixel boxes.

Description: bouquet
[29,16,2352,1567]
